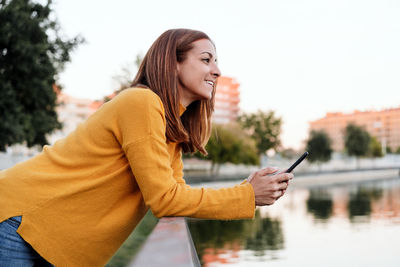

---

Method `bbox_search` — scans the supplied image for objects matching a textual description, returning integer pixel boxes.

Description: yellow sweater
[0,88,255,266]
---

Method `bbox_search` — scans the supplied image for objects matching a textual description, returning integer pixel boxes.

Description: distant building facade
[2,90,101,158]
[213,76,240,124]
[48,91,101,144]
[309,107,400,152]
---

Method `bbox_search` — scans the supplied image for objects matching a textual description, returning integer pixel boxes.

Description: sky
[53,0,400,149]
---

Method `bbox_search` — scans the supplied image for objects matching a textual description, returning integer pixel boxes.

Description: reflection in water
[348,187,383,222]
[244,215,284,256]
[188,210,284,265]
[188,177,400,266]
[306,189,333,220]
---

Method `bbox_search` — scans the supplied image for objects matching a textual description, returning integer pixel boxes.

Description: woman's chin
[203,90,213,100]
[190,91,213,103]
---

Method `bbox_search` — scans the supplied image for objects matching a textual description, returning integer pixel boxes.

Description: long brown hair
[131,29,216,155]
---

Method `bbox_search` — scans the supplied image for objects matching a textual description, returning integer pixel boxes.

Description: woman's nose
[212,64,221,78]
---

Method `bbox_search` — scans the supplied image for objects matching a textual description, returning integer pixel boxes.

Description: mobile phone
[285,151,309,173]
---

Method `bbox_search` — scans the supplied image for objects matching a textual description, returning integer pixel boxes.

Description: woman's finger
[273,190,283,198]
[257,167,279,176]
[275,173,294,183]
[278,182,289,191]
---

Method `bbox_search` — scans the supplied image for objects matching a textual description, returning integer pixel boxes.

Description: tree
[101,53,144,103]
[201,124,259,175]
[368,136,383,158]
[237,110,282,156]
[344,123,370,167]
[306,130,333,168]
[0,0,83,151]
[111,53,143,93]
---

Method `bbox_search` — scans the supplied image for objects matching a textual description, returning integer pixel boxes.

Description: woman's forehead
[190,39,216,56]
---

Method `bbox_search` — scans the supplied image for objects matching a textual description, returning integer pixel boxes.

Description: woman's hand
[247,167,294,206]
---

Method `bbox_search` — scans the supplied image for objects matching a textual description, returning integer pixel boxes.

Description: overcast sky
[54,0,400,149]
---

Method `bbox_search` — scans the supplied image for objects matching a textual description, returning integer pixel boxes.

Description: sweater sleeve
[171,149,185,183]
[114,89,255,219]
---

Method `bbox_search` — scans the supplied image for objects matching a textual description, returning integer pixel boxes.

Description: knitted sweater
[0,88,255,266]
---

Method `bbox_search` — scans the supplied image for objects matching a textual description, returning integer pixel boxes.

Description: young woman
[0,29,293,266]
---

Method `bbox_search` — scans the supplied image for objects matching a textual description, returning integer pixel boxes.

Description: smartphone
[285,151,309,173]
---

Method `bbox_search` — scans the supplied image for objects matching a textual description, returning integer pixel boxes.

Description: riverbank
[191,168,400,189]
[291,168,400,188]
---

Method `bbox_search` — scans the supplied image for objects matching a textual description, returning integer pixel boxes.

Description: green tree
[306,130,333,168]
[344,123,371,168]
[203,124,259,174]
[0,0,83,151]
[237,110,282,156]
[368,136,383,158]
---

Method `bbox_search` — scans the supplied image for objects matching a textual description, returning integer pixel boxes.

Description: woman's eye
[202,58,210,63]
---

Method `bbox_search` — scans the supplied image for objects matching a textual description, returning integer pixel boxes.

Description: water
[188,176,400,266]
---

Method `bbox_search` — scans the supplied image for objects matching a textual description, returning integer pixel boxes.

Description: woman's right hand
[247,167,294,206]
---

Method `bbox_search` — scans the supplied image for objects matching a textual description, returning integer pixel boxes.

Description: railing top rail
[129,217,200,267]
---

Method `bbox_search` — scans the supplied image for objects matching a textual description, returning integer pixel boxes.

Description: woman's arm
[111,88,290,219]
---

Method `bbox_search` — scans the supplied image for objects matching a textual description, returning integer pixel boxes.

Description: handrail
[129,217,200,267]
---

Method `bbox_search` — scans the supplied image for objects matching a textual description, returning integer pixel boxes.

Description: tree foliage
[201,124,259,173]
[368,136,383,158]
[0,0,83,151]
[111,53,143,93]
[306,130,333,164]
[237,110,282,155]
[344,123,371,158]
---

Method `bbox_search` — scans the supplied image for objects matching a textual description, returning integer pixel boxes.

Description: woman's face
[177,39,221,107]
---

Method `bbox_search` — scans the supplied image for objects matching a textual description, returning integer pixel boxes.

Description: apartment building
[47,91,101,144]
[213,76,240,124]
[309,107,400,152]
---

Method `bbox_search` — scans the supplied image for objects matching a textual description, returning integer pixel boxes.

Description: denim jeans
[0,216,54,266]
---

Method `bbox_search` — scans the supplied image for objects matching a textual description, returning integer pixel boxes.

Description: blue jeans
[0,216,54,266]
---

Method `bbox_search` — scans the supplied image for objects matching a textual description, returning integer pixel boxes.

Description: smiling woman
[0,28,293,266]
[177,39,221,106]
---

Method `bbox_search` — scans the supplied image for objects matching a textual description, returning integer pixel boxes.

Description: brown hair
[131,29,216,155]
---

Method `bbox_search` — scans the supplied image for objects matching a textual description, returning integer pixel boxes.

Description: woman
[0,29,293,266]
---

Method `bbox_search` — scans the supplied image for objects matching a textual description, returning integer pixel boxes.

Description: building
[309,107,400,152]
[1,89,102,161]
[47,90,101,144]
[213,76,240,124]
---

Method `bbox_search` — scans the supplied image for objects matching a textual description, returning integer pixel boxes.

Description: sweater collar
[179,103,186,116]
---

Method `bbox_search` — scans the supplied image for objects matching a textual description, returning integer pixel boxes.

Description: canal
[187,174,400,266]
